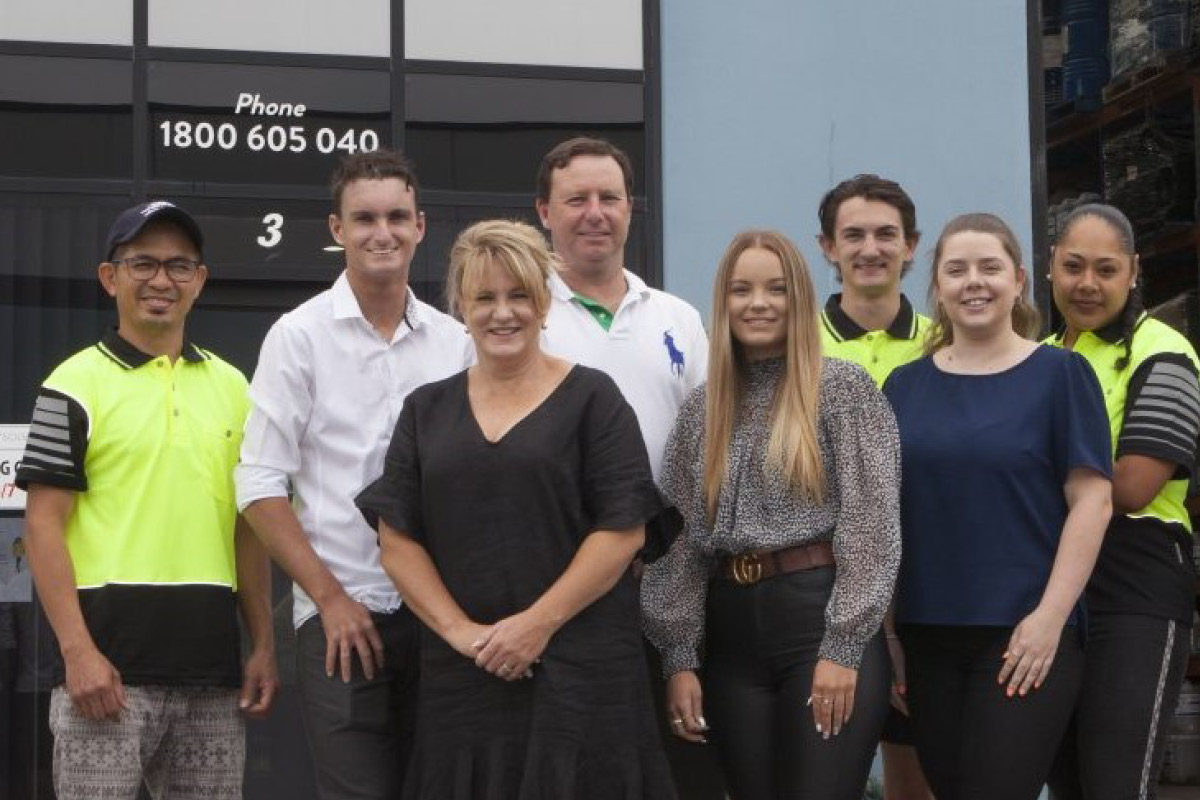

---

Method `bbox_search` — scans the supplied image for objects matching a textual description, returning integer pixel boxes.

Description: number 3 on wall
[257,212,284,248]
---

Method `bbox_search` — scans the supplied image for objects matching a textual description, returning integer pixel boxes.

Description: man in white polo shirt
[536,137,707,479]
[535,137,719,798]
[236,150,472,800]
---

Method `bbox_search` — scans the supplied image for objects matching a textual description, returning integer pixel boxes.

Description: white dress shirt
[541,269,708,478]
[236,272,473,627]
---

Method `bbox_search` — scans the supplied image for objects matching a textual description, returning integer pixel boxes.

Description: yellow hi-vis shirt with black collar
[819,293,930,387]
[1046,313,1200,533]
[16,331,249,686]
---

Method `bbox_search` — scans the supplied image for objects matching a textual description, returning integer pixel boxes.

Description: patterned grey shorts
[49,684,245,800]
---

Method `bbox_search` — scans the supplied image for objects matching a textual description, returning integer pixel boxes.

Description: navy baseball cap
[104,201,204,261]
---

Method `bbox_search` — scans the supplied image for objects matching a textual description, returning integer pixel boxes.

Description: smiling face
[535,154,632,278]
[727,247,789,360]
[1051,214,1137,340]
[462,257,544,365]
[934,230,1026,341]
[819,197,915,298]
[99,220,207,349]
[329,177,425,290]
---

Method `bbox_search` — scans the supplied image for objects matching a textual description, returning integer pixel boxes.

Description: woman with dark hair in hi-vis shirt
[1044,204,1200,800]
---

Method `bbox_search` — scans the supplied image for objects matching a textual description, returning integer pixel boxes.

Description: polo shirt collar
[98,329,206,370]
[822,293,917,341]
[549,267,649,304]
[330,271,421,333]
[1051,310,1142,346]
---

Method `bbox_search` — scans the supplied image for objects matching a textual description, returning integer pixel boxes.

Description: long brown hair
[924,213,1041,354]
[704,230,825,521]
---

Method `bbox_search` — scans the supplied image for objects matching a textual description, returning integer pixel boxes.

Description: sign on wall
[0,425,28,512]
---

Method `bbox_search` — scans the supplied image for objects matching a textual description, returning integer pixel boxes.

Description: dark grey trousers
[296,607,419,800]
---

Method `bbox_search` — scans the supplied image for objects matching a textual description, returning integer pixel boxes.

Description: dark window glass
[149,62,390,186]
[0,55,132,179]
[166,196,345,282]
[404,73,644,193]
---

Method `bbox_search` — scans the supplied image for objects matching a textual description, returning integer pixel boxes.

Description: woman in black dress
[356,219,675,799]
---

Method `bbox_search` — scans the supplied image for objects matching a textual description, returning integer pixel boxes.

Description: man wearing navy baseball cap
[16,201,277,800]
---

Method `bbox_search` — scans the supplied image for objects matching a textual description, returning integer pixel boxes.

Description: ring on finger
[670,718,684,727]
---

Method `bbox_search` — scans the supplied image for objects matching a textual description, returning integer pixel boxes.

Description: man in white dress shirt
[236,150,472,800]
[535,137,721,798]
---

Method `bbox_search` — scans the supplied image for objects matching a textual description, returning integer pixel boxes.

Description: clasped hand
[447,610,551,681]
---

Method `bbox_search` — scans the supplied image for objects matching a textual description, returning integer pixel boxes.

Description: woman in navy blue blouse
[882,213,1112,799]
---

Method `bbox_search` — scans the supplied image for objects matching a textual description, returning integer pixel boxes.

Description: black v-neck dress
[357,365,676,799]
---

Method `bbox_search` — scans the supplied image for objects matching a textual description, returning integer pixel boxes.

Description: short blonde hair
[446,219,555,320]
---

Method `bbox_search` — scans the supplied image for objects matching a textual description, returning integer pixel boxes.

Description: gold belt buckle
[731,553,763,585]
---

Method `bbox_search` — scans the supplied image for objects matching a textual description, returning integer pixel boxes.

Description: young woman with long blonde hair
[642,229,900,799]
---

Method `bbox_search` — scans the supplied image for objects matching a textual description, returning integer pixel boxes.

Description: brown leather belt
[717,541,834,585]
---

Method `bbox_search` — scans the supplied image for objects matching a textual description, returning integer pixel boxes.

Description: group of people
[12,135,1200,800]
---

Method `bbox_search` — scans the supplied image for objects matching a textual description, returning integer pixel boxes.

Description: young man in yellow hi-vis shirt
[817,175,932,800]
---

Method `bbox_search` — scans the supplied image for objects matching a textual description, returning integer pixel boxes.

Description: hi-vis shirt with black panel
[1046,314,1200,620]
[819,294,930,387]
[16,331,249,686]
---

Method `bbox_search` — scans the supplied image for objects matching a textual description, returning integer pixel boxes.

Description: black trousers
[1048,613,1192,800]
[704,567,890,800]
[296,607,420,800]
[901,624,1084,800]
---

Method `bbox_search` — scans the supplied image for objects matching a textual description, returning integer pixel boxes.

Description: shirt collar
[330,271,422,332]
[549,267,648,304]
[97,328,206,370]
[1051,310,1142,346]
[822,293,918,342]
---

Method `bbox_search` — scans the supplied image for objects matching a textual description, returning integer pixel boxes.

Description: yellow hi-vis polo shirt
[820,293,930,387]
[1046,313,1200,620]
[17,331,249,686]
[1046,313,1200,532]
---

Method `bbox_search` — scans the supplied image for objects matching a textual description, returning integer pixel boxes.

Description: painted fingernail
[816,723,822,734]
[806,696,813,707]
[698,716,708,729]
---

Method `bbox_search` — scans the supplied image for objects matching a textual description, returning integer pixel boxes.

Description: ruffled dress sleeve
[355,389,426,542]
[579,369,665,533]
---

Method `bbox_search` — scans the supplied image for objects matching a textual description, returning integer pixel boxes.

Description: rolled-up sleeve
[235,319,313,510]
[821,369,902,668]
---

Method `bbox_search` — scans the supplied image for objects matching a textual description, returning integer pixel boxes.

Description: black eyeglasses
[111,256,202,282]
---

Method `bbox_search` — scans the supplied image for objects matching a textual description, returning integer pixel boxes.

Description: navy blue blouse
[882,345,1111,627]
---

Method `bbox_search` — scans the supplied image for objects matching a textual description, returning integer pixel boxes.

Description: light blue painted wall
[659,0,1034,318]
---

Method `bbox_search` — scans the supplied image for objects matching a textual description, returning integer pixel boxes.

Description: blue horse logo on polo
[663,330,685,377]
